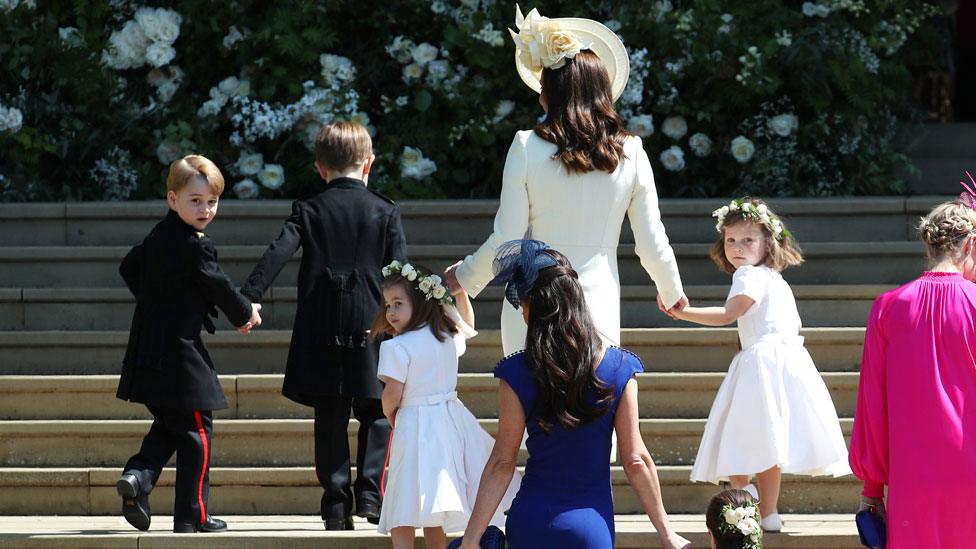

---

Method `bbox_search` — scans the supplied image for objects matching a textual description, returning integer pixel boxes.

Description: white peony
[723,508,739,525]
[402,63,424,83]
[432,286,447,299]
[401,264,418,281]
[418,277,433,293]
[145,42,176,67]
[236,152,264,175]
[135,7,181,44]
[659,146,686,172]
[258,164,285,190]
[627,114,655,137]
[661,116,688,140]
[730,136,756,163]
[767,114,799,137]
[233,178,260,199]
[428,274,442,287]
[689,132,713,157]
[737,517,760,536]
[411,42,439,66]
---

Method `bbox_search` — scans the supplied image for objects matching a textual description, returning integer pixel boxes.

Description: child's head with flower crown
[709,197,803,274]
[371,261,458,340]
[706,489,763,549]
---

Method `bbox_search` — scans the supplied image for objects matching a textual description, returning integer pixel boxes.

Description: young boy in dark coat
[116,155,261,533]
[240,121,407,530]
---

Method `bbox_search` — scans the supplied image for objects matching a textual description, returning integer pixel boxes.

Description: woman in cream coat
[445,9,686,355]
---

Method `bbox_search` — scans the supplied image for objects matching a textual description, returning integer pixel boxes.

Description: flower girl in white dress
[671,198,850,533]
[372,261,519,549]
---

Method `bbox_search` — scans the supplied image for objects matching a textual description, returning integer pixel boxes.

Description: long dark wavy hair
[524,249,613,434]
[533,49,630,174]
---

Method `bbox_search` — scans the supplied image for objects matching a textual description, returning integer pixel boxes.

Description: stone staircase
[0,196,945,547]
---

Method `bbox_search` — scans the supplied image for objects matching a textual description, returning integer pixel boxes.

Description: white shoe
[761,512,783,532]
[743,484,759,500]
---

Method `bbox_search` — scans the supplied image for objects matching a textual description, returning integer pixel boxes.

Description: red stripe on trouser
[193,411,209,525]
[380,430,393,498]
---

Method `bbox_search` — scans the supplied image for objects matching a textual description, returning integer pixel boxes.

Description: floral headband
[712,198,792,241]
[719,500,763,549]
[509,6,592,71]
[382,260,454,306]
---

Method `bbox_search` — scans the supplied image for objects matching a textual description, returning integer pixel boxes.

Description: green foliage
[0,0,948,201]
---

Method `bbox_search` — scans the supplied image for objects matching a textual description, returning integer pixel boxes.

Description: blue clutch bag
[855,509,886,549]
[447,525,506,549]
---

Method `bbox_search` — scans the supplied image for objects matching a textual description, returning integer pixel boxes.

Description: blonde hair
[709,199,804,274]
[315,121,372,171]
[918,200,976,265]
[166,155,225,194]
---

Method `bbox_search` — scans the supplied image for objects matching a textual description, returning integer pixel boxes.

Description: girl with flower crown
[371,261,519,548]
[670,197,850,533]
[705,489,763,549]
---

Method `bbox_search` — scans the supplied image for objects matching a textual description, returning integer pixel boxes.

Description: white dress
[455,130,684,355]
[689,265,851,483]
[376,322,520,534]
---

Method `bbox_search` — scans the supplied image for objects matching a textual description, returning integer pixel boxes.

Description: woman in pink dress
[850,197,976,548]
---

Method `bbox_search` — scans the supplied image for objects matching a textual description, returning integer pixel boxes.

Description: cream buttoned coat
[456,130,684,355]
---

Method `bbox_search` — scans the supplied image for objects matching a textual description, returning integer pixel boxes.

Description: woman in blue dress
[458,240,690,549]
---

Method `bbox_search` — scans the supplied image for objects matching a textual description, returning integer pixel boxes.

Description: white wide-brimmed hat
[508,5,629,102]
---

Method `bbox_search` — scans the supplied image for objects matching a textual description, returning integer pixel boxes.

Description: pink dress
[850,272,976,548]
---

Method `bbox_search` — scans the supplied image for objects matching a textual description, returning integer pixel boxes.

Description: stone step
[0,418,853,468]
[0,197,942,247]
[0,373,859,421]
[0,466,861,515]
[0,514,864,549]
[0,242,927,288]
[0,285,889,331]
[0,328,865,375]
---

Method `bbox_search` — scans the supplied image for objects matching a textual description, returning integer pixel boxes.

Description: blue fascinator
[490,239,558,309]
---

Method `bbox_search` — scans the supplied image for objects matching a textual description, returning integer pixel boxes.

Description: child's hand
[237,322,253,334]
[386,409,397,429]
[444,261,465,296]
[240,303,262,333]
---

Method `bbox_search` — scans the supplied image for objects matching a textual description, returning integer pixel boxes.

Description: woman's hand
[858,495,886,521]
[386,409,397,429]
[661,531,692,549]
[444,261,464,295]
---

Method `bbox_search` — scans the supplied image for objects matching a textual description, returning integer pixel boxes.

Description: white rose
[768,113,799,137]
[382,266,392,277]
[136,7,181,44]
[426,59,449,81]
[402,63,424,83]
[627,114,655,137]
[688,132,712,157]
[756,204,768,216]
[661,116,688,140]
[411,42,439,66]
[659,146,686,172]
[493,99,515,122]
[428,275,442,287]
[218,76,241,97]
[730,135,756,163]
[418,158,438,178]
[233,178,260,199]
[432,286,447,300]
[742,505,757,518]
[734,507,749,521]
[542,29,585,69]
[403,266,418,282]
[389,260,402,270]
[737,517,760,536]
[258,163,285,190]
[723,509,739,525]
[237,152,264,175]
[418,277,433,293]
[401,146,422,168]
[145,42,176,67]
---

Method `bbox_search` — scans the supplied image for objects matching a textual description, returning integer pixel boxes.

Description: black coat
[241,177,408,405]
[117,210,252,411]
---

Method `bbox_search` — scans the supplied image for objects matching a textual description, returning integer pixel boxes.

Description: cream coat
[456,130,684,354]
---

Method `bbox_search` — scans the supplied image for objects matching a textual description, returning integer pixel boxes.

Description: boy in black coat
[116,155,261,533]
[241,121,407,530]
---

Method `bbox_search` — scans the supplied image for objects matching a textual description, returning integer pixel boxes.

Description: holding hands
[657,292,689,320]
[238,303,263,334]
[444,260,464,296]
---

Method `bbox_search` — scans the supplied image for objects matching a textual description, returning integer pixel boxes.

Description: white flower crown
[712,198,792,241]
[719,501,763,549]
[382,260,455,306]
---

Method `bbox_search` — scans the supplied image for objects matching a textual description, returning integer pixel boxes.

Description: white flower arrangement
[101,8,182,70]
[236,151,264,176]
[382,261,455,306]
[233,178,260,199]
[712,198,792,241]
[730,135,756,163]
[662,115,688,140]
[660,146,686,172]
[689,132,713,157]
[627,114,655,138]
[258,163,285,190]
[719,500,763,549]
[400,146,437,180]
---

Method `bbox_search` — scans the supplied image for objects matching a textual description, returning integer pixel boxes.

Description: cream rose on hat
[508,5,630,102]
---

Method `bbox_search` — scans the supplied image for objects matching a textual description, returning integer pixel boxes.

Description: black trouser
[123,406,213,526]
[314,396,390,520]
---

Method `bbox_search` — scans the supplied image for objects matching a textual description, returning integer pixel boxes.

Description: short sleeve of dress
[493,353,536,416]
[611,348,645,408]
[377,339,410,383]
[728,265,767,305]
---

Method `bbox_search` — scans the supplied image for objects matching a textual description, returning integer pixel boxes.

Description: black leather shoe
[355,500,381,525]
[173,516,227,533]
[324,517,355,531]
[117,473,150,531]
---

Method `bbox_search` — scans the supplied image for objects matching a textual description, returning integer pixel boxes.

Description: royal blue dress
[493,346,644,548]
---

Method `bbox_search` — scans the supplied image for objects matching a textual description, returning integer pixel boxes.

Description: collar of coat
[164,209,205,238]
[325,177,368,191]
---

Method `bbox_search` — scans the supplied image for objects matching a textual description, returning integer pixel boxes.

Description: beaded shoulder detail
[615,346,646,367]
[496,349,527,368]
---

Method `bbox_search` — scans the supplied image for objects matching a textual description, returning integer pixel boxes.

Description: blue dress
[493,347,644,548]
